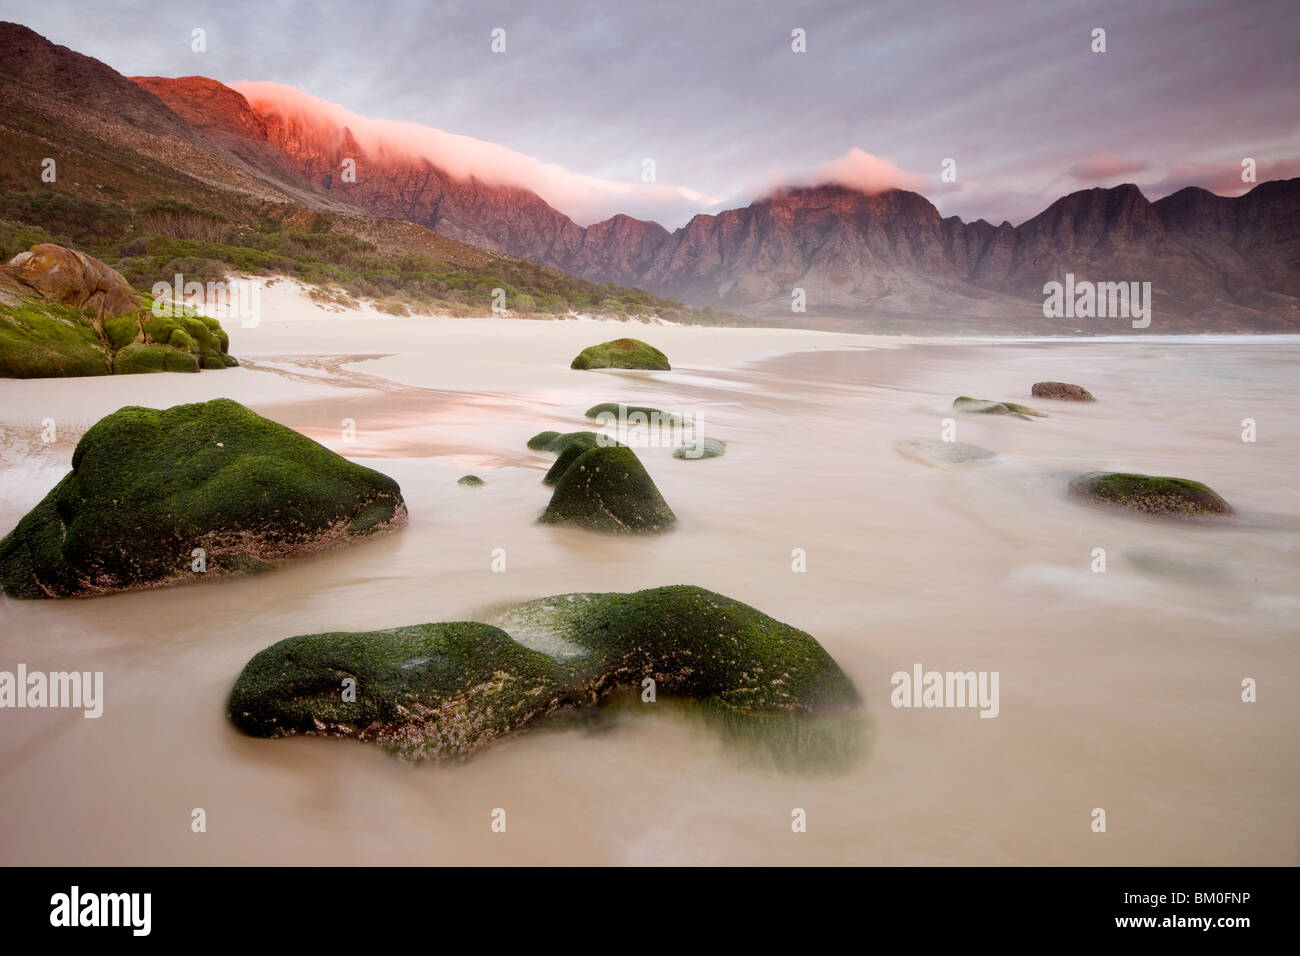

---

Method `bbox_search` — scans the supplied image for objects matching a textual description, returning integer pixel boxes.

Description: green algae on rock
[457,475,485,487]
[539,445,676,531]
[526,430,562,451]
[1068,471,1234,517]
[527,430,601,455]
[953,396,1045,420]
[585,402,681,425]
[570,338,670,371]
[0,398,408,598]
[227,585,860,762]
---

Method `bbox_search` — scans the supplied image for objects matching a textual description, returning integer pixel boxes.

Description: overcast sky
[3,0,1297,227]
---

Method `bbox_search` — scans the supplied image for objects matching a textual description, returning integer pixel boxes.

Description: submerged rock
[228,585,860,761]
[539,445,676,532]
[674,437,726,459]
[953,396,1045,420]
[0,398,407,597]
[570,338,670,371]
[1068,471,1234,517]
[1032,381,1095,401]
[585,402,680,424]
[457,475,484,487]
[895,439,995,465]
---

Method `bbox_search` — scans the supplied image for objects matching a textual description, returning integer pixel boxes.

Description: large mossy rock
[1,243,237,378]
[228,585,860,761]
[0,398,408,597]
[1068,472,1234,517]
[539,445,676,532]
[570,338,670,371]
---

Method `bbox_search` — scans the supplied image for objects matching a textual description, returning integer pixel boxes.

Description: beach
[1,284,1297,866]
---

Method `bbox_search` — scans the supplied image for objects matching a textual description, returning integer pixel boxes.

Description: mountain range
[2,21,1296,332]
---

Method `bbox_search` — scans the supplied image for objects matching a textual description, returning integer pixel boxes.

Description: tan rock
[6,243,141,328]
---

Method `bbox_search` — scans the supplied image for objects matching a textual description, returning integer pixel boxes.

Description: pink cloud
[231,81,722,227]
[802,147,927,193]
[1067,154,1152,181]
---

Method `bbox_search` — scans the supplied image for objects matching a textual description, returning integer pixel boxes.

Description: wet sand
[1,300,1297,865]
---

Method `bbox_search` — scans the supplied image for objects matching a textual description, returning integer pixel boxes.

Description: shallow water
[1,326,1297,865]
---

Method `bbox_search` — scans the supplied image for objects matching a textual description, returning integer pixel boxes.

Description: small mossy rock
[539,445,676,532]
[1032,381,1095,401]
[1068,471,1233,517]
[953,396,1036,420]
[570,338,670,371]
[112,342,200,374]
[227,585,860,761]
[895,439,995,465]
[457,475,484,487]
[528,430,602,455]
[674,437,726,459]
[585,402,681,424]
[0,398,408,597]
[526,430,561,451]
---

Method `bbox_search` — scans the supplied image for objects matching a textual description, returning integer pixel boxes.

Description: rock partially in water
[526,430,561,451]
[540,445,676,532]
[1032,381,1095,401]
[1068,471,1234,517]
[895,438,996,465]
[674,437,726,459]
[570,338,670,371]
[0,398,407,597]
[585,402,681,425]
[228,585,861,762]
[953,396,1045,420]
[457,475,484,487]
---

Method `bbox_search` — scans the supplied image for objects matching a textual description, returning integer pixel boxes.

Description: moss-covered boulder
[1068,472,1234,517]
[228,585,860,761]
[0,398,408,598]
[953,396,1045,420]
[527,430,600,455]
[539,445,676,532]
[457,474,484,487]
[526,430,562,451]
[570,338,670,371]
[674,437,726,459]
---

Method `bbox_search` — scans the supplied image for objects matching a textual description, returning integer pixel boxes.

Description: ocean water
[1,332,1296,864]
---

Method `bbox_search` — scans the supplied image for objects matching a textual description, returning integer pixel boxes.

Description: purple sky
[3,0,1297,227]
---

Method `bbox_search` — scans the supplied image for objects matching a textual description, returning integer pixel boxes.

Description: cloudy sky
[4,0,1297,227]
